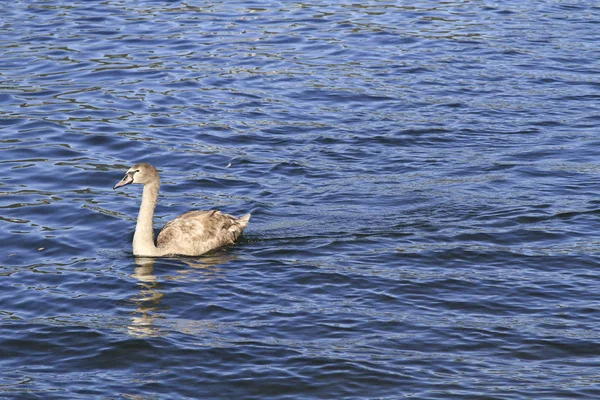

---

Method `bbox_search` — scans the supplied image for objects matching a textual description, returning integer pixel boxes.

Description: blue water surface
[1,1,600,398]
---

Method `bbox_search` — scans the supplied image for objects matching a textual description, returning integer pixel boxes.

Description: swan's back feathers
[157,210,250,256]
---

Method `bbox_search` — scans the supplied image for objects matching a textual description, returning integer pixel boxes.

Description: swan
[114,163,250,257]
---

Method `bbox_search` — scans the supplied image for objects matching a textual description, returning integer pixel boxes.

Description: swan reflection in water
[127,252,234,337]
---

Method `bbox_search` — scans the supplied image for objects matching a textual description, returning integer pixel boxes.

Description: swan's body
[114,163,250,257]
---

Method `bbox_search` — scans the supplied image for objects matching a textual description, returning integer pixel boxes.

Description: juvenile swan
[114,163,250,257]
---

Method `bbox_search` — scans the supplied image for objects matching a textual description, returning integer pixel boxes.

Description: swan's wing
[157,210,249,255]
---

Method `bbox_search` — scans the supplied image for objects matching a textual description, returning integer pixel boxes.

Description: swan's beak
[113,173,134,189]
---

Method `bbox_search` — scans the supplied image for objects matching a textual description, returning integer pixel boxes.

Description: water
[1,0,600,398]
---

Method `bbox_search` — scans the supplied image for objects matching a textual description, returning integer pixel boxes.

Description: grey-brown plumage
[114,163,250,257]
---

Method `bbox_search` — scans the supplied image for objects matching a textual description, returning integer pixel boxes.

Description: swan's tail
[228,213,251,243]
[237,213,251,228]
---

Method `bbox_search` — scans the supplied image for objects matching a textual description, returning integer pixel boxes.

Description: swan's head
[113,163,159,189]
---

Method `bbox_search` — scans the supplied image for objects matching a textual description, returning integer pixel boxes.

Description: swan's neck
[133,180,162,257]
